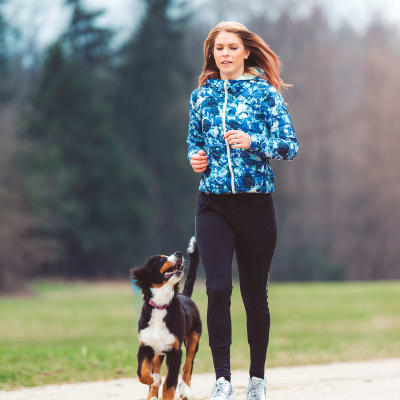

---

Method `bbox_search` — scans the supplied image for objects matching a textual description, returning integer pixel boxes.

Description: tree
[0,0,12,101]
[21,1,152,276]
[0,0,55,294]
[114,0,197,256]
[62,0,114,68]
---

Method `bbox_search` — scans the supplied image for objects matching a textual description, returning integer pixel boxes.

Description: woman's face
[213,31,250,80]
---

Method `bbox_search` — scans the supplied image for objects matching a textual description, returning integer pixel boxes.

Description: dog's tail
[182,236,200,298]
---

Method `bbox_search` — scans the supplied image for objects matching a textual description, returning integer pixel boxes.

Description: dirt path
[1,358,399,399]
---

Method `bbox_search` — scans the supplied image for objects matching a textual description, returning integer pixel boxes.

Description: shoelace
[247,381,264,399]
[212,380,229,397]
[213,385,223,396]
[247,385,257,399]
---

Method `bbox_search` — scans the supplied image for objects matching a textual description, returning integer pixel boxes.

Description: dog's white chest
[139,309,176,354]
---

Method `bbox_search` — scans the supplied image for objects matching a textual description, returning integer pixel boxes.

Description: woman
[187,21,299,400]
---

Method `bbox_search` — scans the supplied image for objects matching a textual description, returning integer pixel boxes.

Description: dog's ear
[130,265,150,290]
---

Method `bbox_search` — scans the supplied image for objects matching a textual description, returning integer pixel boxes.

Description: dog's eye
[159,258,173,272]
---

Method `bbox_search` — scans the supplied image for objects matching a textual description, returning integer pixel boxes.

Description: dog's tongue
[164,269,176,279]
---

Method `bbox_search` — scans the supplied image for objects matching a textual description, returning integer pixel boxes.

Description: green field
[0,280,399,389]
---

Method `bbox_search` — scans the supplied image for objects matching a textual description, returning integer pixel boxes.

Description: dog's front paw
[177,380,191,400]
[147,374,162,400]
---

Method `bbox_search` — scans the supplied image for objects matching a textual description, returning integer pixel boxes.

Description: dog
[130,236,202,400]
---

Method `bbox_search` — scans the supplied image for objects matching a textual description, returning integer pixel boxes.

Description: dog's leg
[147,354,164,400]
[161,348,182,400]
[138,345,155,386]
[177,331,201,400]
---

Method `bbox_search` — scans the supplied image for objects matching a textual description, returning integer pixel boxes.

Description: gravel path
[1,358,399,400]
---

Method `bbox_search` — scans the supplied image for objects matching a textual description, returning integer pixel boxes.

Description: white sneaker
[210,377,234,399]
[246,376,266,400]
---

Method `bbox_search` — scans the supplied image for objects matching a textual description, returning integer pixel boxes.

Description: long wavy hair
[198,21,291,93]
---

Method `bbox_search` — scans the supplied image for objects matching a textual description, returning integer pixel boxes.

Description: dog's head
[130,251,184,298]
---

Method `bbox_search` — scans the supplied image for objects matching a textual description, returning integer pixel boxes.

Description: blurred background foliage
[1,0,399,293]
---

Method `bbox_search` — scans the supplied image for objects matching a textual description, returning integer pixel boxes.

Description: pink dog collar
[149,298,171,309]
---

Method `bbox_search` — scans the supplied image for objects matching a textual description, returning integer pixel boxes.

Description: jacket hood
[203,67,265,90]
[235,67,265,80]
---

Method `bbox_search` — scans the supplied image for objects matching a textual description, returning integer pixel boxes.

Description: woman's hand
[224,130,251,149]
[190,149,209,173]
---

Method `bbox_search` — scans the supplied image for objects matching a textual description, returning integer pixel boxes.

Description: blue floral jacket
[187,68,299,194]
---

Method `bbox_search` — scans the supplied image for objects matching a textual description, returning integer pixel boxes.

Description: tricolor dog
[130,236,202,400]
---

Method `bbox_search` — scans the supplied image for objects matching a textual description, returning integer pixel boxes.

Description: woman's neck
[219,66,246,80]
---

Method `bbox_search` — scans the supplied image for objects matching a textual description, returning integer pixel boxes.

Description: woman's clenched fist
[224,130,251,149]
[190,149,209,173]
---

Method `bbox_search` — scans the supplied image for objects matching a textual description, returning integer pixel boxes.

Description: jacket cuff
[249,133,261,152]
[188,147,201,163]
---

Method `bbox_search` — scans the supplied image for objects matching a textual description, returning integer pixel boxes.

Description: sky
[2,0,400,49]
[324,0,400,28]
[2,0,144,49]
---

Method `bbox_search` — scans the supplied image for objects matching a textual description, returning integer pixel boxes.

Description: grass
[0,279,399,389]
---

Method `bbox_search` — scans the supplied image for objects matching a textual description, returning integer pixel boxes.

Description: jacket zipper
[222,80,236,193]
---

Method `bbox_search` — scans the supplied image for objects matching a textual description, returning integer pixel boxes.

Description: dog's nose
[174,251,183,258]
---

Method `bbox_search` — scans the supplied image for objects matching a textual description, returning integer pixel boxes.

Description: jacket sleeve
[248,88,299,160]
[186,89,204,163]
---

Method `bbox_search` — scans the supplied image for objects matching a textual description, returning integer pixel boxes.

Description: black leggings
[195,191,277,380]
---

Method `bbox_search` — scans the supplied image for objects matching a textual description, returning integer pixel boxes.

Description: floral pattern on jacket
[187,72,299,194]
